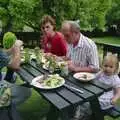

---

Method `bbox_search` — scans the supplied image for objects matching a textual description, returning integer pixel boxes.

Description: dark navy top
[0,49,10,80]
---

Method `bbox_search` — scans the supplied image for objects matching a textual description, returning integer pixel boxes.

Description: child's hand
[111,88,120,105]
[111,97,117,105]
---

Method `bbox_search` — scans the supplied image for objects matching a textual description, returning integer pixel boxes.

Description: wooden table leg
[46,105,72,120]
[90,97,104,120]
[60,108,74,120]
[46,105,59,120]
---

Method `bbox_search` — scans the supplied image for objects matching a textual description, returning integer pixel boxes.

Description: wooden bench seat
[0,104,22,120]
[103,105,120,119]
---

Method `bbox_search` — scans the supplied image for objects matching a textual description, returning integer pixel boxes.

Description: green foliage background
[0,0,119,32]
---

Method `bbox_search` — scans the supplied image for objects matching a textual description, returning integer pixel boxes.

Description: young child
[96,53,120,110]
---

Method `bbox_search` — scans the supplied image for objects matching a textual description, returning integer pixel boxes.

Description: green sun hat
[3,32,17,49]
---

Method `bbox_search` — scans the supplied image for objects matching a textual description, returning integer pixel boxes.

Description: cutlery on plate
[64,84,84,94]
[43,74,49,80]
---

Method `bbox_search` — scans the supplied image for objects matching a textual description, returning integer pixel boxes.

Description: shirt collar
[74,33,83,48]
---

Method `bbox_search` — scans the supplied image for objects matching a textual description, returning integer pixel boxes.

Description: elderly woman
[0,40,31,106]
[40,15,67,56]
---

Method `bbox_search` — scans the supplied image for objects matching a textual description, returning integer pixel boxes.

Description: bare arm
[8,47,21,70]
[74,66,97,73]
[7,40,23,70]
[68,61,98,73]
[111,87,120,104]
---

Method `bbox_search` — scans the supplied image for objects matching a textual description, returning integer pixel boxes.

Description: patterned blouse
[96,72,120,110]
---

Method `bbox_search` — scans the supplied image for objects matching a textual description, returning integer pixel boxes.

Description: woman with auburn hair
[40,15,67,56]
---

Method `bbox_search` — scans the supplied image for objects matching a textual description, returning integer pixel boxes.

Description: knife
[64,84,84,94]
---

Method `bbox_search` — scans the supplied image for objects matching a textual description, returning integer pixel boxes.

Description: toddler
[96,53,120,110]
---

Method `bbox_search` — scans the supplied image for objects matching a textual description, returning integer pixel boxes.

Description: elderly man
[61,20,99,73]
[61,21,100,120]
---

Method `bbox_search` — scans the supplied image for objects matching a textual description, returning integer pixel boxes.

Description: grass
[92,36,120,45]
[92,36,120,67]
[18,89,49,120]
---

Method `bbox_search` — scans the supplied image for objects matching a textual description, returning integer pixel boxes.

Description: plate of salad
[31,74,65,89]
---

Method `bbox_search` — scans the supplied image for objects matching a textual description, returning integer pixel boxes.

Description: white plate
[73,72,95,82]
[43,64,49,70]
[31,74,65,89]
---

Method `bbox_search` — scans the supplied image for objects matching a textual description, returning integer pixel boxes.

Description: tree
[41,0,112,31]
[72,0,112,31]
[41,0,76,29]
[106,0,120,33]
[0,0,113,32]
[0,0,40,32]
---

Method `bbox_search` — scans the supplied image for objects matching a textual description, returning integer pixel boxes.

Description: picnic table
[17,60,112,120]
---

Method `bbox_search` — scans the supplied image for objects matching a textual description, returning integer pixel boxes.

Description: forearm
[8,47,21,70]
[112,88,120,104]
[74,66,98,73]
[61,56,70,61]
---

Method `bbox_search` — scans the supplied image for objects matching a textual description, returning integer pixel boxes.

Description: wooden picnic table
[17,60,112,120]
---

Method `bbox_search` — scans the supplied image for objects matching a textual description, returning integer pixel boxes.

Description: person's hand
[14,40,23,48]
[68,61,76,72]
[111,97,117,105]
[8,40,23,55]
[4,40,23,54]
[44,52,52,58]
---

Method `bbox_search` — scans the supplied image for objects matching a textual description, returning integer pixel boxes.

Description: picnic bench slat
[90,80,112,92]
[65,81,94,100]
[103,107,120,118]
[65,75,103,96]
[22,64,42,77]
[34,88,70,110]
[17,68,34,83]
[30,61,49,74]
[56,87,83,104]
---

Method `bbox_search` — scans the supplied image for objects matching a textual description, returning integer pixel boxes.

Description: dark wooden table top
[17,60,112,112]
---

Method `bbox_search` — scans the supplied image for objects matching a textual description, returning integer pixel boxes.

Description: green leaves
[0,0,115,32]
[3,32,16,49]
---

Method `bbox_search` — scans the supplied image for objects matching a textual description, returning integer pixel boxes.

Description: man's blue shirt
[0,49,10,80]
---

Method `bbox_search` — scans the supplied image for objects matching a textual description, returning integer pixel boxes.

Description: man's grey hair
[63,20,80,32]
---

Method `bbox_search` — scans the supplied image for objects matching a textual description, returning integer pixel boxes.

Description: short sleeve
[113,75,120,88]
[0,50,10,69]
[95,71,102,79]
[87,41,99,70]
